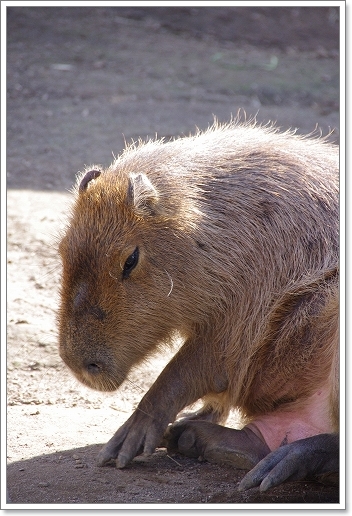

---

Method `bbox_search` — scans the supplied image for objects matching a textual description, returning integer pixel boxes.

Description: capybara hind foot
[238,433,339,492]
[164,420,270,470]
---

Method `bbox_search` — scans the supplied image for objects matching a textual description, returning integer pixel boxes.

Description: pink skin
[246,386,333,451]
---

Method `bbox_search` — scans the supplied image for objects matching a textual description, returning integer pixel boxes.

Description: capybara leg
[97,339,229,468]
[164,420,270,470]
[177,392,232,424]
[239,433,339,492]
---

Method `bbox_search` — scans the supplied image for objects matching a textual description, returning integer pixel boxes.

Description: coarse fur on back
[58,119,339,435]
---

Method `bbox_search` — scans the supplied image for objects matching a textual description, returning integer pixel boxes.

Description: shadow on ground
[7,444,339,505]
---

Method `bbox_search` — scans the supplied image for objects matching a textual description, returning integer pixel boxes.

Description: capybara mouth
[75,367,124,392]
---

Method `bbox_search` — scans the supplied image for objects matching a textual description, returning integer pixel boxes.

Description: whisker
[125,377,149,396]
[166,454,183,468]
[164,269,174,297]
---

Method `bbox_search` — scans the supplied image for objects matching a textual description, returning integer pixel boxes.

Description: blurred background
[7,6,340,191]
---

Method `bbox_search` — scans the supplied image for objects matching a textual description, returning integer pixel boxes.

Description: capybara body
[58,121,339,489]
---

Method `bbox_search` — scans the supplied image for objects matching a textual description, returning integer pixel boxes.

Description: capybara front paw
[97,443,119,467]
[97,409,168,469]
[96,416,136,467]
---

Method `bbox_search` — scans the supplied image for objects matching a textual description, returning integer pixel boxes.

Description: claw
[238,434,339,491]
[116,454,130,469]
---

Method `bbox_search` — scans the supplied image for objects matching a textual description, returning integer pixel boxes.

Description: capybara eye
[122,247,139,279]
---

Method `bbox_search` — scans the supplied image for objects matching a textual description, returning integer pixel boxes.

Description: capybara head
[58,142,207,391]
[58,121,338,394]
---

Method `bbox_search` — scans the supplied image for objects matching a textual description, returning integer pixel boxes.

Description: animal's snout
[72,353,124,391]
[86,361,104,375]
[59,338,111,380]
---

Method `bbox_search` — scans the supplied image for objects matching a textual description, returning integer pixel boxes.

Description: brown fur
[58,120,339,437]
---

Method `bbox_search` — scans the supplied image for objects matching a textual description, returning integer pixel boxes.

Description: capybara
[58,121,339,491]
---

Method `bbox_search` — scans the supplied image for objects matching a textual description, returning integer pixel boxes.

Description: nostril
[87,362,103,375]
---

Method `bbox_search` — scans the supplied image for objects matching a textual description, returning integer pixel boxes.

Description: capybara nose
[86,362,103,375]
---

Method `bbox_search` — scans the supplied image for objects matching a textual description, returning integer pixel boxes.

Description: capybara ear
[78,169,102,192]
[127,173,160,216]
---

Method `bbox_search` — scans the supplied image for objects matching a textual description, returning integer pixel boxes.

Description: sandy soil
[5,5,341,508]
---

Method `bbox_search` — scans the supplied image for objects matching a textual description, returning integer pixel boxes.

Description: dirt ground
[5,5,341,508]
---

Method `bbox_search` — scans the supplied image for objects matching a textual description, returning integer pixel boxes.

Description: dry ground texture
[6,5,341,508]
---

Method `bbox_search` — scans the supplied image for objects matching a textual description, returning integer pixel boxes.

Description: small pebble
[51,63,74,71]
